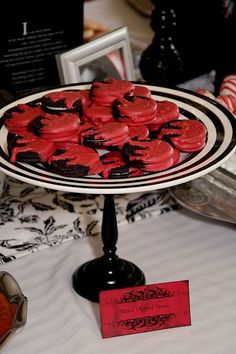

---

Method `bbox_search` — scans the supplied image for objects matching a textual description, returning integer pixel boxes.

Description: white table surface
[2,209,236,354]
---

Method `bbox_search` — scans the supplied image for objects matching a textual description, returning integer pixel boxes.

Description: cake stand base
[72,194,145,302]
[72,255,145,302]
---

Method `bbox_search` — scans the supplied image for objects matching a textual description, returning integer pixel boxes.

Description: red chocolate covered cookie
[158,119,207,152]
[4,104,44,135]
[113,96,157,125]
[31,112,81,142]
[41,90,86,113]
[90,78,134,106]
[100,151,142,178]
[122,139,174,172]
[133,85,151,98]
[46,143,103,177]
[148,100,179,137]
[8,132,55,163]
[81,122,130,149]
[151,100,179,125]
[128,124,149,141]
[82,103,114,124]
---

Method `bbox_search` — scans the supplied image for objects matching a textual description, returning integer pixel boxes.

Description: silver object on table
[169,167,236,224]
[0,271,28,352]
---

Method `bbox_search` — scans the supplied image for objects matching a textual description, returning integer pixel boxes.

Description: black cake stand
[0,83,235,302]
[72,194,145,302]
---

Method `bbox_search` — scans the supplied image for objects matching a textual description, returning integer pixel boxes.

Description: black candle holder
[139,0,184,86]
[72,194,145,302]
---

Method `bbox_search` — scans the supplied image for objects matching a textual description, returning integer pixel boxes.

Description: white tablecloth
[2,209,236,354]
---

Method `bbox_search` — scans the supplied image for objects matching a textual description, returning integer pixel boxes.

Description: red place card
[99,280,191,338]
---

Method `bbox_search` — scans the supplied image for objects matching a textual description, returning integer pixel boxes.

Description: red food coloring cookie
[31,112,81,142]
[46,143,103,177]
[123,139,174,172]
[150,100,180,125]
[81,122,130,149]
[9,133,55,163]
[101,151,142,178]
[113,96,157,125]
[41,90,86,112]
[134,85,151,98]
[4,104,44,135]
[90,78,135,106]
[158,119,207,152]
[128,124,149,140]
[82,104,114,124]
[173,139,206,152]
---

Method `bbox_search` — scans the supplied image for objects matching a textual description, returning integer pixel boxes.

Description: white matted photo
[56,27,135,84]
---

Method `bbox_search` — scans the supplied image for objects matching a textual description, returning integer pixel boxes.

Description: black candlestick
[139,0,183,86]
[72,194,145,302]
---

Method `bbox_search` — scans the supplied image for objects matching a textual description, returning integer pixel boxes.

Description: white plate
[0,83,236,194]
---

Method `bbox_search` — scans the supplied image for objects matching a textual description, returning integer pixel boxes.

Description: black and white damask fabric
[0,177,179,264]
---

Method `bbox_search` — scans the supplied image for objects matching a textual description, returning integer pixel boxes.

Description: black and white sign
[0,3,84,97]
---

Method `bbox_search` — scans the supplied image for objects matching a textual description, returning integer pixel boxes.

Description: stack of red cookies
[3,78,207,178]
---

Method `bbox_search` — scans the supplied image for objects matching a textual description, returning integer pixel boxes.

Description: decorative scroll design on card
[117,286,174,303]
[118,313,176,330]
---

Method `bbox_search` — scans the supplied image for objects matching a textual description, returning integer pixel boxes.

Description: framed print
[56,27,135,84]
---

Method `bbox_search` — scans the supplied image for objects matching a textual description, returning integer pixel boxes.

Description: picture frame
[56,27,135,84]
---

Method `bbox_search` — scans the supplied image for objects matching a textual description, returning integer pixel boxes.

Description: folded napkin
[0,177,179,264]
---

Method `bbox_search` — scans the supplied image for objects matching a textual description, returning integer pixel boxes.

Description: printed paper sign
[99,280,191,338]
[0,4,83,97]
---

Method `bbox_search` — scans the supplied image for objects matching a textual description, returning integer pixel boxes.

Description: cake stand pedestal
[72,194,145,302]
